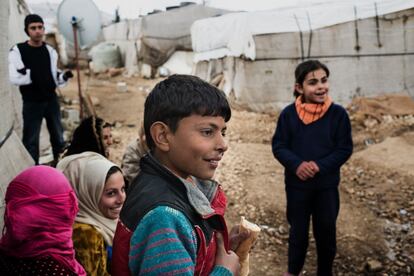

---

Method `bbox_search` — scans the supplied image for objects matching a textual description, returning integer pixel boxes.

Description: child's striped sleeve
[128,205,232,276]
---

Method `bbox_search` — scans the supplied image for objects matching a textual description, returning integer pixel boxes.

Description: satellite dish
[57,0,102,49]
[57,0,102,119]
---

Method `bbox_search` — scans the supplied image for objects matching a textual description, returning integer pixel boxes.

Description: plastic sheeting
[0,0,34,230]
[101,5,229,73]
[161,51,194,75]
[102,19,142,75]
[140,4,229,67]
[103,19,142,41]
[193,6,414,112]
[0,0,12,140]
[103,20,130,41]
[7,0,29,138]
[192,0,414,61]
[89,42,123,73]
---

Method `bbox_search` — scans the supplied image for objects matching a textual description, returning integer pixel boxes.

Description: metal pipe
[374,2,383,48]
[254,52,414,61]
[294,14,305,61]
[71,16,83,120]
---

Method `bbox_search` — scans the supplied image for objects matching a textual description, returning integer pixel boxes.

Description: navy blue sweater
[272,103,353,189]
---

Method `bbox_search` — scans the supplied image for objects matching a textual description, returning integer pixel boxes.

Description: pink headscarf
[0,165,86,276]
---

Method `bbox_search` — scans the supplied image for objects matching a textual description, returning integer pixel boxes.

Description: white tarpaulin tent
[140,4,229,68]
[0,0,35,230]
[102,19,142,76]
[101,3,229,77]
[161,51,194,75]
[192,0,414,111]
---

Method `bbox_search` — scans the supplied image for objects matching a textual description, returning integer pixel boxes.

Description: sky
[26,0,339,19]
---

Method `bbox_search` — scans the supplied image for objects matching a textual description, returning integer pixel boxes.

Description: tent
[0,0,34,229]
[140,3,228,69]
[30,2,114,67]
[191,0,414,111]
[101,3,229,77]
[102,19,142,76]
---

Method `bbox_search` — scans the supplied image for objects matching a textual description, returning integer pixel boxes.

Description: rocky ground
[60,71,414,275]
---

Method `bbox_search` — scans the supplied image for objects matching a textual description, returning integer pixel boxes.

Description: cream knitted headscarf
[57,151,120,246]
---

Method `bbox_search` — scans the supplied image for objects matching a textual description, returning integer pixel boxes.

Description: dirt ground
[61,71,414,275]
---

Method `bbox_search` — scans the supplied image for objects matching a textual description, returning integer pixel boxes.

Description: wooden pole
[71,16,83,119]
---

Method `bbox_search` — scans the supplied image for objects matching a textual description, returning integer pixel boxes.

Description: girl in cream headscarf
[57,152,126,276]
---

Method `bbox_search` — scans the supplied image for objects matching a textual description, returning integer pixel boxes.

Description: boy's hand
[63,70,74,81]
[296,161,316,181]
[17,67,27,75]
[229,225,250,251]
[215,232,240,275]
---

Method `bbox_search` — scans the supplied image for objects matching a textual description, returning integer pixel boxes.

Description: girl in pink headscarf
[0,165,86,276]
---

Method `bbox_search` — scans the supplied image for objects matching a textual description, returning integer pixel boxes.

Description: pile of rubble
[341,160,414,275]
[347,94,414,151]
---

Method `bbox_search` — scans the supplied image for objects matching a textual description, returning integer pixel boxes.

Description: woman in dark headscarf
[64,116,113,158]
[0,165,86,275]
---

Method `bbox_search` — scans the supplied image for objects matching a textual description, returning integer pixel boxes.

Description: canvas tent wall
[8,0,30,138]
[192,0,414,111]
[0,0,35,229]
[140,4,229,69]
[102,19,142,76]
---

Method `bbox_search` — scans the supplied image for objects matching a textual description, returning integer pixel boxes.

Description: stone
[365,259,383,272]
[90,96,100,106]
[278,225,287,235]
[364,118,379,128]
[108,67,123,77]
[395,260,405,267]
[399,209,407,216]
[62,108,80,123]
[116,82,128,93]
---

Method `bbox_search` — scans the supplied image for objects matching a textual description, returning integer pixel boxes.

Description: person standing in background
[62,116,113,159]
[8,14,73,165]
[121,124,148,188]
[57,152,126,275]
[272,60,353,276]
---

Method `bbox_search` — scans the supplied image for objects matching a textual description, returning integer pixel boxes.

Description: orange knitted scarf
[295,95,333,124]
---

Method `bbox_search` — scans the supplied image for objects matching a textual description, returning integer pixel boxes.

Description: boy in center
[113,75,247,275]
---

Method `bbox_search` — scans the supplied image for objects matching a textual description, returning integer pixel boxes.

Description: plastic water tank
[89,42,122,73]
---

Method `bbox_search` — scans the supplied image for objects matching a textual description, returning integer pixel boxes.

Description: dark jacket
[112,154,229,275]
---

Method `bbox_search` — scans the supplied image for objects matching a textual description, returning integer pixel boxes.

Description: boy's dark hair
[24,14,44,36]
[64,116,108,157]
[144,74,231,150]
[294,60,330,97]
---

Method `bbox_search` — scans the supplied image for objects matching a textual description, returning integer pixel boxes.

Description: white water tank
[89,42,122,73]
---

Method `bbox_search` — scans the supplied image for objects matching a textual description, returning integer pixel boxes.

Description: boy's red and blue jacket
[272,103,353,189]
[112,154,232,276]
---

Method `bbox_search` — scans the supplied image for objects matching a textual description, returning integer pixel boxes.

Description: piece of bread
[235,216,261,276]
